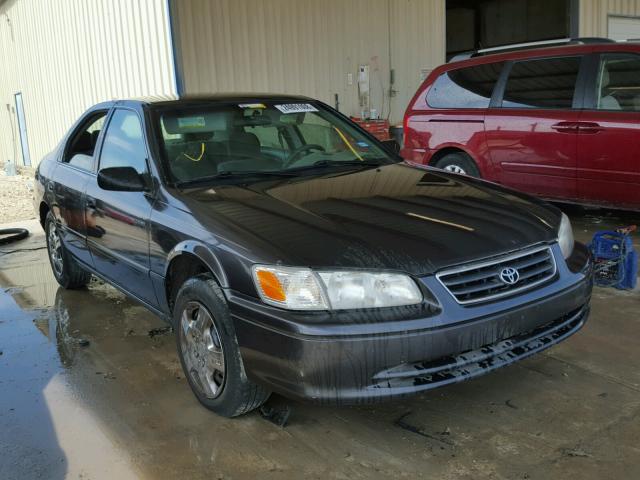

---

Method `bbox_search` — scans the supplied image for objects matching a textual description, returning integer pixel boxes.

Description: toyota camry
[34,95,592,417]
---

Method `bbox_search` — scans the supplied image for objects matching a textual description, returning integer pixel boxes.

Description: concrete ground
[0,206,639,480]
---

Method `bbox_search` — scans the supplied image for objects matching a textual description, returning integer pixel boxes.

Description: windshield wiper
[285,159,386,173]
[175,170,298,188]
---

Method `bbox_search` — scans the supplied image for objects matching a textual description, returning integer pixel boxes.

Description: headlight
[558,212,575,259]
[252,266,423,310]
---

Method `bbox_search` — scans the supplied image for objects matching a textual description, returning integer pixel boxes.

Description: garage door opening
[446,0,577,60]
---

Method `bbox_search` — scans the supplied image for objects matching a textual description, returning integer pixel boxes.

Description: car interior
[597,57,640,111]
[161,109,288,181]
[161,107,339,181]
[65,113,107,171]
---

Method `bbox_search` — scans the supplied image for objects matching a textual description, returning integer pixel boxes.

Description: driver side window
[63,111,108,171]
[99,109,148,174]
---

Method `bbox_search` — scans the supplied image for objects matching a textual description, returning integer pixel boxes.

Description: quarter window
[426,62,504,109]
[502,56,581,109]
[595,54,640,111]
[99,110,148,174]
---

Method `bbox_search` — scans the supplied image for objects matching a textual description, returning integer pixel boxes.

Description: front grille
[436,245,557,305]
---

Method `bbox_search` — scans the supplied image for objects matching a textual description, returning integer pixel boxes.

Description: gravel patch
[0,169,37,224]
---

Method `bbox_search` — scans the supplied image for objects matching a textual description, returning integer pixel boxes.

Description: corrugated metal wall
[173,0,445,125]
[580,0,640,36]
[0,0,176,167]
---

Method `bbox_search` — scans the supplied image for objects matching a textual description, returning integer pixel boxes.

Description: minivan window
[596,53,640,111]
[426,62,504,109]
[502,56,581,109]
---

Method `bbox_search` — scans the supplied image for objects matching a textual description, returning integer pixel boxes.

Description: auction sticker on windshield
[275,103,318,114]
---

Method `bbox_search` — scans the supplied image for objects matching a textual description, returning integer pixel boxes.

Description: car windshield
[154,101,396,185]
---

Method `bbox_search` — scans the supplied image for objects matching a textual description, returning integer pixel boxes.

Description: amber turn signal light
[255,269,287,302]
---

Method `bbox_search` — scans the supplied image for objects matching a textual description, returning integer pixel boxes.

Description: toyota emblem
[499,267,520,285]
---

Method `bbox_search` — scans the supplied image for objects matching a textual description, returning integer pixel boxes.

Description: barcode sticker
[275,103,318,114]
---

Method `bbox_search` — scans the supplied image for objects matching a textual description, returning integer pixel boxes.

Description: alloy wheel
[180,301,226,398]
[443,164,467,174]
[48,225,64,277]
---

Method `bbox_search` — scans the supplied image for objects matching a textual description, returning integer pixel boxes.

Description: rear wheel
[434,152,480,177]
[45,213,91,289]
[174,274,270,417]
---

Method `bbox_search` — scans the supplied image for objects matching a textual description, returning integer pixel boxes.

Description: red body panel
[403,43,640,210]
[575,110,640,209]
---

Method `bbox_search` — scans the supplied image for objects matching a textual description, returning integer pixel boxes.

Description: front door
[485,56,583,200]
[86,108,157,306]
[576,52,640,209]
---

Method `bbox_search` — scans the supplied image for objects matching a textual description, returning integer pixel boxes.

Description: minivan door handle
[576,122,604,134]
[550,122,580,133]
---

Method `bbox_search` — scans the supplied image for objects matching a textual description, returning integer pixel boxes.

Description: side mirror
[381,139,400,155]
[98,167,146,192]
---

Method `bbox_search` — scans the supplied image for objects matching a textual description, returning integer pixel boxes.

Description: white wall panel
[0,0,176,167]
[580,0,640,37]
[174,0,445,125]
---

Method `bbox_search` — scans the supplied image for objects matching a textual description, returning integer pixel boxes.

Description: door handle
[576,122,604,134]
[550,122,579,133]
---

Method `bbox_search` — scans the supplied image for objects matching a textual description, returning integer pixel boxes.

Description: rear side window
[426,62,504,109]
[63,111,108,171]
[502,56,581,109]
[595,53,640,111]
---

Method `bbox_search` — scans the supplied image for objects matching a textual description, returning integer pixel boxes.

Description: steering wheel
[283,144,326,168]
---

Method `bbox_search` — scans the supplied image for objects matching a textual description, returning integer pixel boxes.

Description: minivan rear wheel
[434,152,480,177]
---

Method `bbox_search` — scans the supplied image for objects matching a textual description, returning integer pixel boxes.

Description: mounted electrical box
[358,64,370,119]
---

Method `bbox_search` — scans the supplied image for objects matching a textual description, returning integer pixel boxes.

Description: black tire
[433,152,481,177]
[174,274,270,417]
[45,212,91,289]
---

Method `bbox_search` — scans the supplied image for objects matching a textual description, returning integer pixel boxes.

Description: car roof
[442,40,640,71]
[120,93,316,108]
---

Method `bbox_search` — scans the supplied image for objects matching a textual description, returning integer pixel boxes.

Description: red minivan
[402,39,640,210]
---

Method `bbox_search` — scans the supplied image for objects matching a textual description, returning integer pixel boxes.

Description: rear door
[576,52,640,209]
[53,110,109,267]
[485,55,584,200]
[405,62,503,168]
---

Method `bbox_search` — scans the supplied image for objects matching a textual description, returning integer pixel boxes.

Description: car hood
[175,163,561,276]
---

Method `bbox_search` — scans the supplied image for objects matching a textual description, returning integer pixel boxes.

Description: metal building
[2,0,640,168]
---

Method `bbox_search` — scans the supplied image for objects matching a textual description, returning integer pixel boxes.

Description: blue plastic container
[589,230,637,290]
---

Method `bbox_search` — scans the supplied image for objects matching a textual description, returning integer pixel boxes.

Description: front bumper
[229,244,592,405]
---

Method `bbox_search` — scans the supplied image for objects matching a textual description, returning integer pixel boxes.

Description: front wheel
[174,274,270,417]
[433,152,480,177]
[45,212,91,289]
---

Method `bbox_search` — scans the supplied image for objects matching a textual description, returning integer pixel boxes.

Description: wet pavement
[1,207,639,480]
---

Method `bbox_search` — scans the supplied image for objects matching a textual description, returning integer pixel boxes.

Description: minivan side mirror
[381,139,400,155]
[98,167,146,192]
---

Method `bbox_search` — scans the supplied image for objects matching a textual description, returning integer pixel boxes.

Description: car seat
[171,132,219,182]
[228,131,261,158]
[598,68,621,110]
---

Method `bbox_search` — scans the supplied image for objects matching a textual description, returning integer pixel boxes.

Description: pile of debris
[0,168,36,224]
